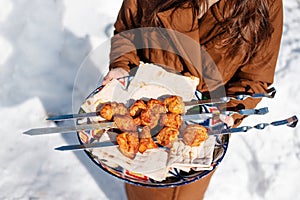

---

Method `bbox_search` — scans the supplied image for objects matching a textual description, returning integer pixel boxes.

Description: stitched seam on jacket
[172,186,180,200]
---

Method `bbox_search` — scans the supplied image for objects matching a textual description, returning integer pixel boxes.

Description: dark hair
[145,0,208,29]
[219,0,274,64]
[146,0,274,65]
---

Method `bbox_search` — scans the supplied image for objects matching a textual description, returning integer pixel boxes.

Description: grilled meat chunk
[97,102,128,120]
[129,100,147,117]
[116,132,139,159]
[114,114,137,132]
[163,95,185,114]
[159,113,182,129]
[138,126,157,153]
[156,127,179,148]
[182,124,208,147]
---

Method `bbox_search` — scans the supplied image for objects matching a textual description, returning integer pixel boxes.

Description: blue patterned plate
[76,83,229,188]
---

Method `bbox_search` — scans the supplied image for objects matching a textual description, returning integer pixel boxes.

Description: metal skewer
[46,89,274,121]
[24,108,268,136]
[54,115,298,151]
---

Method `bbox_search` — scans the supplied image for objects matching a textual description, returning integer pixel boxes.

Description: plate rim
[76,85,230,188]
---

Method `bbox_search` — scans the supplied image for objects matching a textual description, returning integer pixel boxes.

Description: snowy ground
[0,0,299,199]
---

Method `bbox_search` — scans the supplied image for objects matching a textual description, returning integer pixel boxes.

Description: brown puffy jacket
[109,0,283,125]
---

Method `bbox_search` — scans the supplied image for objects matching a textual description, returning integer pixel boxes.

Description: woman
[102,0,283,199]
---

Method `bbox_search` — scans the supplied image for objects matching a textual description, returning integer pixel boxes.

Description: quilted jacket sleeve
[109,0,141,72]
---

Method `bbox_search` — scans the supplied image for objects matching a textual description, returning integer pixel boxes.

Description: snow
[0,0,299,199]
